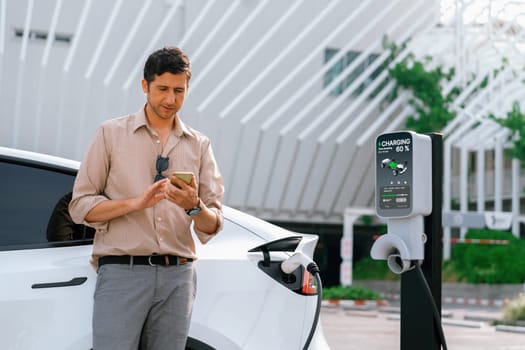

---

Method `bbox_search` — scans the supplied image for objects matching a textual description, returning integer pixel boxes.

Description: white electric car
[0,147,328,350]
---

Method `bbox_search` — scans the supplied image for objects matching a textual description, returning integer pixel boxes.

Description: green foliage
[367,35,407,99]
[323,285,382,300]
[388,54,459,133]
[441,259,462,282]
[503,295,525,322]
[469,60,507,99]
[490,101,525,168]
[353,229,525,284]
[354,256,459,282]
[360,215,373,226]
[451,229,525,284]
[382,35,406,58]
[385,38,521,149]
[353,257,399,281]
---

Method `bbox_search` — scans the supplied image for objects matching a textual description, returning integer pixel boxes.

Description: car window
[0,161,94,249]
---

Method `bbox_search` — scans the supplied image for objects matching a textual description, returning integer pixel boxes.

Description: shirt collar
[132,105,194,138]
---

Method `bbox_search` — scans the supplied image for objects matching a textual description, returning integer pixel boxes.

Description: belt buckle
[179,257,188,265]
[148,255,158,267]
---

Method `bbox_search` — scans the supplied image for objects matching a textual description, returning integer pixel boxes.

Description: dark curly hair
[143,46,192,86]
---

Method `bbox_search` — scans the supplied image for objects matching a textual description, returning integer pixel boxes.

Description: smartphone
[171,171,194,185]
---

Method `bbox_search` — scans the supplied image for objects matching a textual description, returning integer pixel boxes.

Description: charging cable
[414,262,448,350]
[281,252,322,350]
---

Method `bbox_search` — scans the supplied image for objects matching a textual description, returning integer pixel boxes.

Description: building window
[13,28,72,44]
[324,48,381,97]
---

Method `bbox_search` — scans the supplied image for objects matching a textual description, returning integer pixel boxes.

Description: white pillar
[342,207,375,286]
[443,138,452,260]
[494,138,503,212]
[460,146,468,239]
[512,158,521,237]
[341,212,356,287]
[476,148,485,212]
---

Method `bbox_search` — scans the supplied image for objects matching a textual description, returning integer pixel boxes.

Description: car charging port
[281,270,297,284]
[257,261,303,292]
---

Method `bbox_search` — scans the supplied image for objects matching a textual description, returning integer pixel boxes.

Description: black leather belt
[99,255,193,267]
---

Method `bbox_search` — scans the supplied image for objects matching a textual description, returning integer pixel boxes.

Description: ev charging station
[371,131,446,350]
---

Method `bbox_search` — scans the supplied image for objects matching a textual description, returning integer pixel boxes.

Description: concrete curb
[442,318,482,328]
[380,292,507,307]
[496,325,525,334]
[322,299,525,332]
[378,309,485,328]
[354,280,523,307]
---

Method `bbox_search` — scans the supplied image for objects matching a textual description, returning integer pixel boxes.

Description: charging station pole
[400,133,443,350]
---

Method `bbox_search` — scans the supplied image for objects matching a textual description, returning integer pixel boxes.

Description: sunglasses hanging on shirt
[154,155,169,182]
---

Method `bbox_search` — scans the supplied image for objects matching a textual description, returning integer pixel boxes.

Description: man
[69,46,224,350]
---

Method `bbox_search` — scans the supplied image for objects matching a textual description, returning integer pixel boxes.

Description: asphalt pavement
[320,303,525,350]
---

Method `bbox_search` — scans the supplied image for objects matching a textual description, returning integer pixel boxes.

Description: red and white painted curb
[323,295,507,308]
[322,299,389,308]
[381,293,507,307]
[442,297,507,307]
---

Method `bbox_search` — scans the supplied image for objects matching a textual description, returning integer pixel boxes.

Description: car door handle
[31,277,88,289]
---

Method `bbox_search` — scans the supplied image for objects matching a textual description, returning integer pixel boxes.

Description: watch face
[186,207,201,216]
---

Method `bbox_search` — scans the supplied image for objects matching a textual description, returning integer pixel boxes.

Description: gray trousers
[92,262,196,350]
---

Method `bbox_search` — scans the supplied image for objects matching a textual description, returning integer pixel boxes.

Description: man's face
[142,72,188,121]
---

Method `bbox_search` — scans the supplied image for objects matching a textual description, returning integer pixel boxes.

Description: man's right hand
[135,179,169,210]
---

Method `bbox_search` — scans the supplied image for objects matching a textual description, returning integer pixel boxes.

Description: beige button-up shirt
[69,108,224,269]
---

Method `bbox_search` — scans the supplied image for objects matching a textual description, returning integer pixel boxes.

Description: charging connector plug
[306,261,320,274]
[281,252,317,274]
[280,251,322,350]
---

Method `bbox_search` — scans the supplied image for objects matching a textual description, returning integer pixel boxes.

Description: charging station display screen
[376,132,413,217]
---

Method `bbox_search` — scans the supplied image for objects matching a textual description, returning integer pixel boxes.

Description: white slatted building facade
[1,0,524,235]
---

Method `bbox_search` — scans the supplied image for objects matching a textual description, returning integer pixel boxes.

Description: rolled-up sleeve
[69,126,111,232]
[194,138,224,244]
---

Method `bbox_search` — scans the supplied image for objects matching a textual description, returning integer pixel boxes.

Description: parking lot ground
[320,304,525,350]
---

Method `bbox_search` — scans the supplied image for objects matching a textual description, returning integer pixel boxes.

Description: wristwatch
[185,198,202,216]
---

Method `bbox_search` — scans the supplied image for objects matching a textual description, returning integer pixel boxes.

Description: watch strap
[185,198,202,216]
